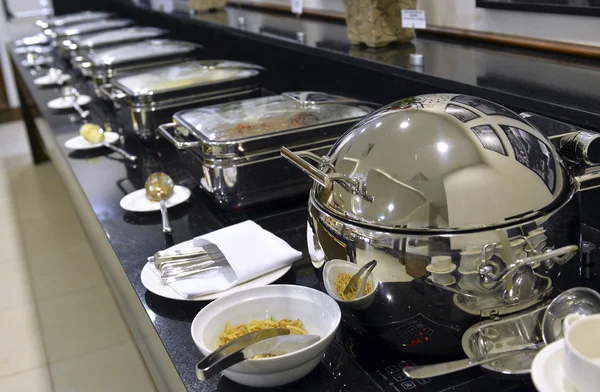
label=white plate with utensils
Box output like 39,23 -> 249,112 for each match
140,239 -> 291,301
119,186 -> 192,212
47,95 -> 91,110
34,72 -> 71,86
64,132 -> 120,150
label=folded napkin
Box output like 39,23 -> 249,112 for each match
150,220 -> 302,299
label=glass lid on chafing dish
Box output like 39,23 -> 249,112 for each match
71,27 -> 168,50
84,39 -> 201,69
53,19 -> 134,38
111,60 -> 263,104
36,11 -> 112,29
172,92 -> 375,158
311,93 -> 572,232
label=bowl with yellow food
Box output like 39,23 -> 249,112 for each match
190,284 -> 341,387
323,259 -> 378,310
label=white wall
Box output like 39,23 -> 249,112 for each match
419,0 -> 600,47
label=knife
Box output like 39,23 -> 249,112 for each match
196,329 -> 320,381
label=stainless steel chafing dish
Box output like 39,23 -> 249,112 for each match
36,11 -> 112,30
159,92 -> 377,209
65,27 -> 168,59
74,39 -> 202,94
101,60 -> 264,141
282,93 -> 600,356
52,19 -> 134,42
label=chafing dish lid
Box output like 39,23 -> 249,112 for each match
85,39 -> 200,69
73,27 -> 168,50
53,19 -> 133,38
173,92 -> 373,157
112,60 -> 262,103
312,94 -> 572,232
36,11 -> 111,29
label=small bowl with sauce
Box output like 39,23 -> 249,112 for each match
323,259 -> 378,310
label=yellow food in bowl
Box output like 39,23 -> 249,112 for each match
335,272 -> 373,300
218,318 -> 307,358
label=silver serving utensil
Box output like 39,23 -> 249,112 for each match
343,259 -> 377,297
147,244 -> 228,283
61,86 -> 89,119
403,287 -> 600,379
79,123 -> 137,162
197,332 -> 320,381
145,173 -> 175,234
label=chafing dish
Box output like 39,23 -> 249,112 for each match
53,19 -> 134,42
36,11 -> 112,30
282,93 -> 600,356
159,92 -> 377,209
65,27 -> 168,58
101,60 -> 264,141
74,39 -> 202,93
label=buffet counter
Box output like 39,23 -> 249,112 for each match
8,43 -> 539,392
9,4 -> 600,392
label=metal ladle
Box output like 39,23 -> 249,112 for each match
403,287 -> 600,379
145,172 -> 175,234
61,86 -> 89,119
79,123 -> 137,162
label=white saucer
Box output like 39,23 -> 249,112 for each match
531,340 -> 577,392
64,132 -> 120,150
34,73 -> 71,86
140,239 -> 292,301
120,186 -> 191,212
48,95 -> 92,110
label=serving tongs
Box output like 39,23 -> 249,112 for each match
343,259 -> 377,298
196,328 -> 320,381
148,244 -> 226,284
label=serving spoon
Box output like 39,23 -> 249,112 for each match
79,123 -> 137,162
403,287 -> 600,379
145,172 -> 175,234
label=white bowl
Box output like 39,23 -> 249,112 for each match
323,259 -> 378,310
191,284 -> 341,388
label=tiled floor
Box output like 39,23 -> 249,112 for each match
0,120 -> 157,392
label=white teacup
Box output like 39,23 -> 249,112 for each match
564,314 -> 600,392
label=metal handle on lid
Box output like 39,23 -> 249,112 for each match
158,122 -> 202,149
98,83 -> 126,103
479,245 -> 579,287
282,91 -> 379,108
280,146 -> 373,201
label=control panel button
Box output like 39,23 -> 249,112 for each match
417,378 -> 431,384
385,365 -> 399,374
393,374 -> 407,382
407,326 -> 418,335
424,327 -> 434,336
400,381 -> 416,390
398,360 -> 416,367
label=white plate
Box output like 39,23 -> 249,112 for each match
34,73 -> 71,86
120,186 -> 191,212
531,340 -> 577,392
140,239 -> 292,301
47,95 -> 92,110
64,132 -> 120,150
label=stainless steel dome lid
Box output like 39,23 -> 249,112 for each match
308,94 -> 572,232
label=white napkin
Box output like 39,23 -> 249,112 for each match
150,220 -> 302,299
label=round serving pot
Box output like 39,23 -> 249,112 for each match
282,93 -> 586,356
